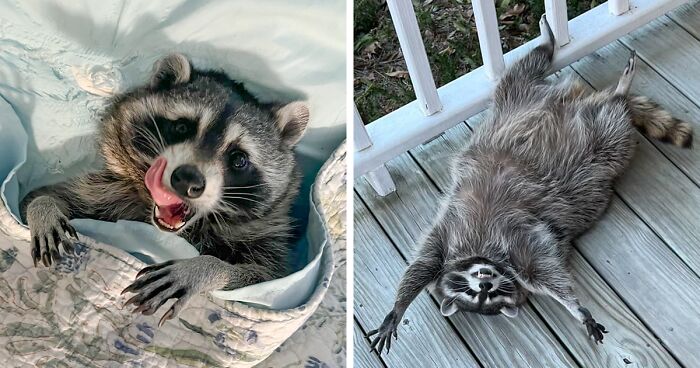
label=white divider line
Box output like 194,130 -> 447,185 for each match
386,0 -> 442,116
354,104 -> 372,151
472,0 -> 505,80
545,0 -> 571,46
610,0 -> 631,15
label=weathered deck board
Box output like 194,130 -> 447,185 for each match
529,253 -> 682,368
576,198 -> 700,368
621,16 -> 700,107
568,41 -> 700,276
354,323 -> 385,368
356,157 -> 578,367
409,112 -> 680,368
668,1 -> 700,39
353,195 -> 481,368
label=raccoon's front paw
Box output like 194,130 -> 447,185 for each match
122,256 -> 215,327
580,307 -> 608,344
366,310 -> 401,355
26,197 -> 78,267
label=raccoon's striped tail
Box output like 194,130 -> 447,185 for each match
627,95 -> 693,148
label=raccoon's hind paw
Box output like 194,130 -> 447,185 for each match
615,50 -> 637,96
539,14 -> 555,53
583,317 -> 608,344
26,198 -> 78,267
367,310 -> 400,355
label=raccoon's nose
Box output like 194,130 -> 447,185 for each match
171,165 -> 206,199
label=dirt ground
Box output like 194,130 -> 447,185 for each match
354,0 -> 597,122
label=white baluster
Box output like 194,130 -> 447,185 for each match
545,0 -> 570,46
609,0 -> 630,15
386,0 -> 442,116
354,104 -> 397,195
472,0 -> 505,80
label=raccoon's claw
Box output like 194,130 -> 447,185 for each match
27,199 -> 78,267
367,310 -> 400,355
584,318 -> 608,344
122,258 -> 203,327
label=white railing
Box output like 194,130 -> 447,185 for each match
354,0 -> 689,196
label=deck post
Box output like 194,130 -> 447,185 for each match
472,0 -> 505,80
545,0 -> 570,46
386,0 -> 442,116
609,0 -> 630,15
354,104 -> 372,151
354,104 -> 397,195
365,166 -> 397,196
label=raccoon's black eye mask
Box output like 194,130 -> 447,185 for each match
220,145 -> 264,212
154,117 -> 198,146
134,116 -> 199,155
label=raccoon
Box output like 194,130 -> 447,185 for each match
20,53 -> 310,326
368,15 -> 693,354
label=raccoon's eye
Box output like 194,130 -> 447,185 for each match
175,121 -> 188,134
230,150 -> 248,169
172,119 -> 194,136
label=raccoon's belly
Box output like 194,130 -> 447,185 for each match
536,176 -> 616,240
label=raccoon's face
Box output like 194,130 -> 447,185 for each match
436,257 -> 528,318
100,54 -> 309,233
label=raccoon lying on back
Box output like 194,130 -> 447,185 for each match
20,54 -> 309,326
369,15 -> 693,353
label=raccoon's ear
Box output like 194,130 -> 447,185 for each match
150,53 -> 191,89
440,299 -> 458,317
274,101 -> 310,147
500,306 -> 519,318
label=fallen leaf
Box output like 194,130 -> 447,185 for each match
512,4 -> 526,15
363,41 -> 381,56
386,70 -> 409,78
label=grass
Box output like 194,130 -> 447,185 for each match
354,0 -> 597,123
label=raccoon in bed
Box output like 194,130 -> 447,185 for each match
368,15 -> 693,353
20,53 -> 309,326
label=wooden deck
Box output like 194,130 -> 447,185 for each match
353,3 -> 700,367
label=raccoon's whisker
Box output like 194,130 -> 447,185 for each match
220,183 -> 270,190
210,211 -> 225,229
222,190 -> 266,196
452,285 -> 472,292
135,141 -> 160,157
132,123 -> 164,152
452,281 -> 470,286
222,196 -> 266,206
133,125 -> 163,156
146,110 -> 166,150
215,201 -> 242,214
221,192 -> 266,199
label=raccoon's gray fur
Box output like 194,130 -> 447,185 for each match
20,53 -> 310,326
368,15 -> 693,354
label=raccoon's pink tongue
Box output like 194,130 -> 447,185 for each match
145,157 -> 182,207
145,157 -> 186,228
